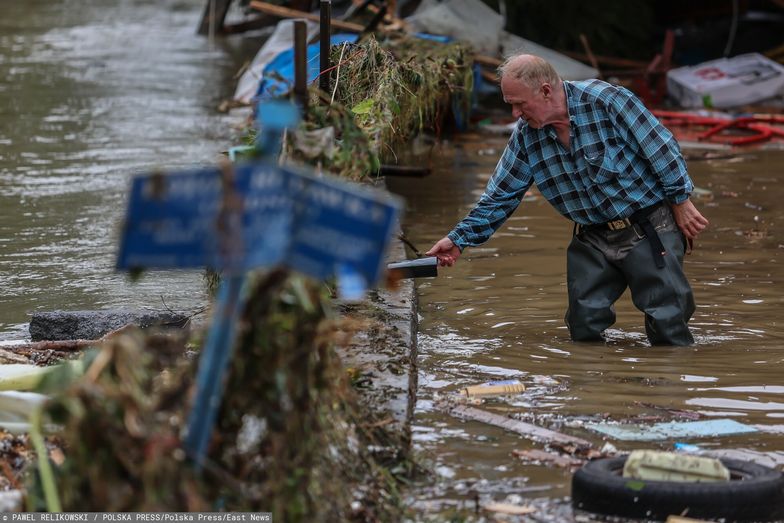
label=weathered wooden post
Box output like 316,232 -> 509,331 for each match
319,0 -> 332,97
293,20 -> 309,112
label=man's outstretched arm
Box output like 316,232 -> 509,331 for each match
426,124 -> 533,267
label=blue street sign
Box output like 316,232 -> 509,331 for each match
117,162 -> 401,286
117,162 -> 292,274
283,164 -> 401,289
117,162 -> 402,285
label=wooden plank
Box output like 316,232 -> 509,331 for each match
559,50 -> 648,69
249,1 -> 365,32
448,404 -> 592,448
579,33 -> 601,78
484,502 -> 536,515
0,348 -> 31,364
0,324 -> 133,354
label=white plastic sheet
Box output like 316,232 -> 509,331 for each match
499,32 -> 599,81
234,19 -> 318,104
406,0 -> 598,80
406,0 -> 505,55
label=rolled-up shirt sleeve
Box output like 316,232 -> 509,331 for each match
447,126 -> 533,250
607,87 -> 693,204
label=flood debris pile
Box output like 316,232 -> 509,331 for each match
329,35 -> 472,158
24,272 -> 412,519
27,330 -> 201,511
287,99 -> 378,181
283,35 -> 473,180
213,270 -> 411,520
0,431 -> 35,491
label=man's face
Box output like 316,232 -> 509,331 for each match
501,76 -> 549,128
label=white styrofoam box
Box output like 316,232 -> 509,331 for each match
666,53 -> 784,109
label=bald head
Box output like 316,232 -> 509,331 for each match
498,54 -> 561,90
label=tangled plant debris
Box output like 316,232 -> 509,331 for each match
280,35 -> 473,180
27,330 -> 200,511
24,273 -> 415,519
328,35 -> 473,161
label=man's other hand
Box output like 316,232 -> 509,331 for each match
426,237 -> 462,267
671,199 -> 709,240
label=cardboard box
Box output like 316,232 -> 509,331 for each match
666,53 -> 784,109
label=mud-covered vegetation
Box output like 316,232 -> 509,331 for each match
284,35 -> 473,180
26,274 -> 414,520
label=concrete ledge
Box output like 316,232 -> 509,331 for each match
336,234 -> 419,447
29,309 -> 190,341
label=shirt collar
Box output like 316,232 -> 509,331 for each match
563,81 -> 576,124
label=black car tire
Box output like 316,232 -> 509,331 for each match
572,456 -> 784,522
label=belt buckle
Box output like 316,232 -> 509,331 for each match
608,218 -> 631,231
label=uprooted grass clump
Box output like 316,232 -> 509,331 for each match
326,35 -> 473,161
212,269 -> 414,520
27,330 -> 201,511
258,34 -> 473,181
27,271 -> 415,520
287,100 -> 380,182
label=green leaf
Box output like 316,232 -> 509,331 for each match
625,480 -> 645,491
389,98 -> 401,115
351,99 -> 375,115
291,276 -> 315,313
370,154 -> 381,174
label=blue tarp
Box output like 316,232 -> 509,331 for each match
256,33 -> 359,101
587,419 -> 759,442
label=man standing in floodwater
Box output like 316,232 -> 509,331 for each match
426,54 -> 709,346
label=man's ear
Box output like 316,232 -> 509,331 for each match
541,83 -> 552,98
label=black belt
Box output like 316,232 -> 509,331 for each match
579,202 -> 668,269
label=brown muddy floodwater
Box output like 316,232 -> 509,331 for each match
0,0 -> 254,341
388,131 -> 784,520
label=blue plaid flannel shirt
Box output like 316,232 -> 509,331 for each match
448,80 -> 693,250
